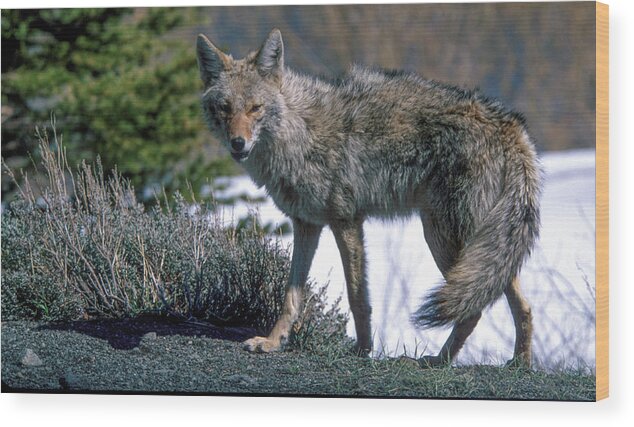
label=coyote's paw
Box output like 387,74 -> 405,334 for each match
418,355 -> 449,369
243,336 -> 282,353
354,346 -> 371,358
505,355 -> 532,369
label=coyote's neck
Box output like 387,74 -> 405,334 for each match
245,69 -> 333,188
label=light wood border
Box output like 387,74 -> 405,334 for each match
595,1 -> 609,401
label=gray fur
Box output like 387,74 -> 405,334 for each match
196,35 -> 231,87
255,28 -> 284,81
197,29 -> 542,364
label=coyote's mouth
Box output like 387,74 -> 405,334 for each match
231,150 -> 250,162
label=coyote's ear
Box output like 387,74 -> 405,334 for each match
255,29 -> 284,83
196,34 -> 232,87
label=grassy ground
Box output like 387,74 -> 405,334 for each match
1,318 -> 595,401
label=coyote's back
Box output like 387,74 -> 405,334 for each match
196,29 -> 542,366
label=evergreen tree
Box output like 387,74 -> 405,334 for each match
1,8 -> 234,201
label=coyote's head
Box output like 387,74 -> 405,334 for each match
196,29 -> 284,163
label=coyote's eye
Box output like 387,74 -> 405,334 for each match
219,103 -> 231,114
249,104 -> 262,114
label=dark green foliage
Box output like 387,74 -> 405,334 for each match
1,8 -> 235,202
1,130 -> 347,350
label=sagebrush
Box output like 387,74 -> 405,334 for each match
1,128 -> 349,352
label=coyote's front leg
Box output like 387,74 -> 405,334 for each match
243,218 -> 322,353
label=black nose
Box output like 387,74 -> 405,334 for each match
230,137 -> 245,152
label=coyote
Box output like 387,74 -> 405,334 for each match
196,29 -> 541,367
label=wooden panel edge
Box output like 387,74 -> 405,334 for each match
595,0 -> 609,402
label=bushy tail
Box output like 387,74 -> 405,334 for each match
414,132 -> 542,327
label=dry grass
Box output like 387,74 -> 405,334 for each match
1,126 -> 349,351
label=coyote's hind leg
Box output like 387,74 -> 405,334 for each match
332,218 -> 372,355
419,313 -> 482,367
418,212 -> 481,367
504,277 -> 532,368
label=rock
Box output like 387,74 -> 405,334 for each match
142,332 -> 157,340
21,349 -> 43,367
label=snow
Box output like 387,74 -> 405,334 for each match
215,148 -> 596,370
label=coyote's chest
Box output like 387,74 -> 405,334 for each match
266,176 -> 332,224
246,162 -> 332,224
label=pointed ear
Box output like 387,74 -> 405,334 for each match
196,34 -> 232,87
255,29 -> 284,83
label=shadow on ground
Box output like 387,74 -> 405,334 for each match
37,315 -> 257,350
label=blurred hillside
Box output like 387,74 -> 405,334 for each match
189,2 -> 596,152
2,3 -> 596,201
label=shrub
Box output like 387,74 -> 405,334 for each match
1,127 -> 349,351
